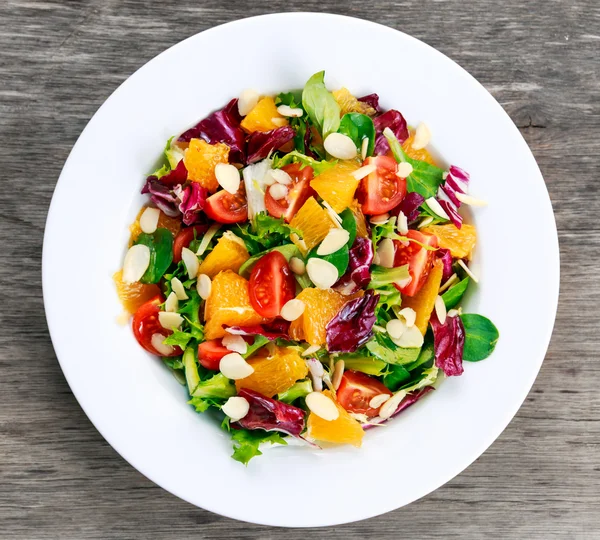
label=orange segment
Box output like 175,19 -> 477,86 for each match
197,234 -> 250,279
401,259 -> 444,335
310,161 -> 361,213
235,346 -> 308,397
422,223 -> 477,259
113,270 -> 161,313
402,132 -> 437,166
333,88 -> 377,117
349,200 -> 368,238
240,97 -> 288,133
129,207 -> 182,245
307,390 -> 364,447
204,270 -> 268,339
289,197 -> 336,255
184,138 -> 230,193
289,288 -> 363,346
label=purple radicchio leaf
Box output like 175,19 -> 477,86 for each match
234,388 -> 305,437
430,311 -> 465,376
326,290 -> 379,353
178,98 -> 246,163
173,182 -> 207,226
363,387 -> 435,430
358,93 -> 381,113
226,319 -> 291,341
158,159 -> 188,187
373,110 -> 409,155
397,192 -> 425,223
436,165 -> 471,229
334,237 -> 374,295
436,248 -> 454,284
246,126 -> 296,164
141,177 -> 180,217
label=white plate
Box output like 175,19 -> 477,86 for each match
43,13 -> 559,527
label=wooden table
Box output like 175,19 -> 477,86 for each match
1,1 -> 598,538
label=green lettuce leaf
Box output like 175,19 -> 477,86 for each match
230,429 -> 288,465
272,150 -> 336,176
369,265 -> 410,289
236,213 -> 300,255
278,379 -> 313,403
302,71 -> 341,139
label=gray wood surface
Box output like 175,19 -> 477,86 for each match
1,1 -> 599,538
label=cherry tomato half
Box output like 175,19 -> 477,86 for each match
265,163 -> 314,223
132,296 -> 182,357
336,370 -> 393,418
248,251 -> 295,318
198,339 -> 231,370
204,185 -> 248,224
172,224 -> 208,263
393,229 -> 439,297
357,155 -> 407,215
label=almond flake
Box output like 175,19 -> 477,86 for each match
397,210 -> 409,235
418,216 -> 434,228
276,104 -> 303,117
270,168 -> 293,185
306,392 -> 339,421
158,311 -> 183,331
196,273 -> 212,300
219,353 -> 254,380
379,391 -> 407,419
386,318 -> 407,340
317,228 -> 350,256
170,277 -> 188,301
196,224 -> 221,256
332,360 -> 345,390
301,344 -> 321,357
324,133 -> 357,160
289,257 -> 306,275
306,258 -> 338,289
322,201 -> 343,228
269,183 -> 288,201
139,207 -> 160,234
305,358 -> 324,392
396,326 -> 424,348
369,393 -> 391,409
280,299 -> 305,321
439,273 -> 458,293
151,333 -> 175,356
398,307 -> 417,328
434,295 -> 447,324
222,396 -> 250,421
376,238 -> 395,268
215,163 -> 240,194
238,89 -> 259,116
361,138 -> 369,160
181,247 -> 199,279
456,192 -> 488,207
370,213 -> 390,225
164,292 -> 179,313
412,122 -> 431,150
351,163 -> 377,180
396,162 -> 413,178
271,117 -> 288,127
122,244 -> 151,283
222,334 -> 248,354
457,259 -> 479,283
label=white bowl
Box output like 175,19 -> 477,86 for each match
43,13 -> 559,527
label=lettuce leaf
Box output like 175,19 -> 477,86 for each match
230,429 -> 288,466
302,71 -> 341,139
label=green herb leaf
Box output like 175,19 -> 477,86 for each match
278,379 -> 313,403
238,244 -> 300,278
302,71 -> 341,139
242,335 -> 270,359
338,353 -> 387,376
461,314 -> 499,361
383,364 -> 411,391
134,228 -> 174,284
404,340 -> 435,371
338,113 -> 375,157
236,213 -> 300,255
307,244 -> 349,277
340,208 -> 358,247
191,372 -> 236,399
230,429 -> 288,465
272,150 -> 336,176
442,277 -> 470,309
366,333 -> 421,365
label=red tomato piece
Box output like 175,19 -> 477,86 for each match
357,155 -> 406,215
265,163 -> 315,223
132,296 -> 182,357
198,339 -> 231,370
248,251 -> 295,318
336,370 -> 393,418
173,224 -> 208,263
393,229 -> 439,297
204,185 -> 248,224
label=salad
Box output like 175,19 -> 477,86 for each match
114,71 -> 499,464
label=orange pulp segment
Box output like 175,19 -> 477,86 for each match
310,161 -> 361,213
402,132 -> 437,166
349,200 -> 369,238
332,88 -> 377,117
307,390 -> 364,447
197,234 -> 250,279
184,138 -> 230,193
240,97 -> 288,133
401,259 -> 444,335
289,197 -> 336,255
422,223 -> 477,260
129,207 -> 182,245
113,270 -> 161,314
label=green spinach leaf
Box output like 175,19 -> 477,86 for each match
461,314 -> 499,361
134,228 -> 174,284
338,113 -> 375,157
442,277 -> 470,309
340,208 -> 358,247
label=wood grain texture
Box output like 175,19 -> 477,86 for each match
1,0 -> 599,538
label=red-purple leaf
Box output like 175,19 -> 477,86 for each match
363,387 -> 435,430
334,237 -> 374,294
436,248 -> 454,283
173,182 -> 207,225
246,126 -> 296,164
397,192 -> 425,222
158,159 -> 188,187
141,177 -> 180,217
430,312 -> 465,376
234,388 -> 305,437
326,290 -> 378,353
373,110 -> 409,155
226,319 -> 291,341
358,93 -> 381,113
178,98 -> 246,163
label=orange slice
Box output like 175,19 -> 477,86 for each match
310,161 -> 361,213
421,223 -> 477,259
113,270 -> 161,314
289,197 -> 336,255
129,207 -> 182,245
240,97 -> 288,133
184,138 -> 230,193
401,259 -> 444,335
197,234 -> 250,279
349,200 -> 369,238
402,132 -> 437,166
332,88 -> 377,117
307,390 -> 364,447
235,346 -> 308,397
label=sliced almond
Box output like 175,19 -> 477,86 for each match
158,311 -> 183,331
306,258 -> 338,289
164,291 -> 179,313
317,228 -> 350,256
222,396 -> 250,421
448,308 -> 461,318
370,213 -> 390,225
305,358 -> 324,392
434,295 -> 447,324
398,307 -> 417,328
376,238 -> 395,268
361,138 -> 369,160
418,216 -> 434,228
439,273 -> 458,293
425,197 -> 451,221
280,299 -> 305,321
271,117 -> 288,127
456,192 -> 488,207
332,360 -> 345,390
396,162 -> 414,178
196,273 -> 212,300
323,133 -> 357,160
170,277 -> 188,301
196,224 -> 221,256
122,244 -> 151,283
458,259 -> 479,283
322,201 -> 343,228
219,353 -> 254,380
412,122 -> 431,150
289,257 -> 306,275
215,163 -> 241,194
301,344 -> 321,357
270,168 -> 293,185
369,393 -> 391,409
386,318 -> 407,340
396,326 -> 424,348
269,183 -> 288,201
394,275 -> 412,289
276,104 -> 303,117
139,207 -> 160,234
306,392 -> 339,421
150,333 -> 175,356
221,230 -> 246,247
238,89 -> 259,116
181,247 -> 199,279
222,334 -> 248,354
351,163 -> 377,180
372,251 -> 381,265
397,210 -> 409,235
379,391 -> 407,420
